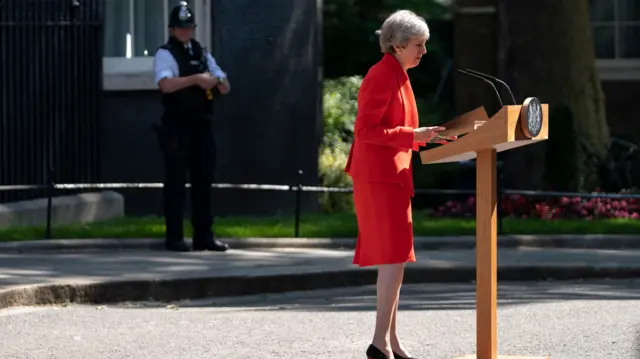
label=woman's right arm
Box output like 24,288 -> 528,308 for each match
353,68 -> 415,149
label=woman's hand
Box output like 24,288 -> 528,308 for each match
432,133 -> 458,145
413,126 -> 445,143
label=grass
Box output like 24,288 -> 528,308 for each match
1,212 -> 639,242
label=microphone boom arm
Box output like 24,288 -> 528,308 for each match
458,69 -> 504,108
463,68 -> 517,105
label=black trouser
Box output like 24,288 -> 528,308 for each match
158,117 -> 216,244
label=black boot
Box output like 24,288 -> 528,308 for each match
165,240 -> 190,252
192,239 -> 229,252
193,239 -> 229,252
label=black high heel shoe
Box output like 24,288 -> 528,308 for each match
393,351 -> 416,359
366,344 -> 389,359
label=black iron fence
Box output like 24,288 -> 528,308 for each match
1,174 -> 640,240
0,0 -> 103,204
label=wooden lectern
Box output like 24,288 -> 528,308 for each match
420,98 -> 550,359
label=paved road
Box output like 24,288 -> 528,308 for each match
2,280 -> 640,359
2,247 -> 640,289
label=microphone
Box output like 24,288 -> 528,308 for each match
457,69 -> 504,108
462,69 -> 517,105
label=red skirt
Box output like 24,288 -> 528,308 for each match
352,180 -> 416,267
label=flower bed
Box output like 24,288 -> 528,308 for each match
427,194 -> 640,220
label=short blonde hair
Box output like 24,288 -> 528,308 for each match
376,10 -> 430,53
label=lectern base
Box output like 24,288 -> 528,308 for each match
453,356 -> 550,359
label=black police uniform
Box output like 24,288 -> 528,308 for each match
155,2 -> 228,252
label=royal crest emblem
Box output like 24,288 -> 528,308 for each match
520,97 -> 543,138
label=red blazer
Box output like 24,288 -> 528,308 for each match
344,53 -> 423,197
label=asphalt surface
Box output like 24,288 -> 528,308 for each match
2,280 -> 640,359
3,234 -> 640,254
3,247 -> 640,289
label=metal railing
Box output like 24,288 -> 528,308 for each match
1,169 -> 639,240
0,0 -> 103,204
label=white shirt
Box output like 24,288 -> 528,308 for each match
153,42 -> 227,86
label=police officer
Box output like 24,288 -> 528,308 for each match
153,1 -> 230,252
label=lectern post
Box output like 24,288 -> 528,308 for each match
475,148 -> 498,359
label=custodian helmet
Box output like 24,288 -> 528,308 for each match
168,1 -> 196,28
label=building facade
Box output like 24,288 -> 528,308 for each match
1,0 -> 323,216
0,0 -> 322,215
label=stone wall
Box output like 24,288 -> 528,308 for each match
0,191 -> 124,228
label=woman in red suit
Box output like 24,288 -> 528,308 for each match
344,9 -> 454,359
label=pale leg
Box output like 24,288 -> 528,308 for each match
390,276 -> 411,358
371,263 -> 405,358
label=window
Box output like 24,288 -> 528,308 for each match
103,0 -> 212,91
590,0 -> 640,80
590,0 -> 640,59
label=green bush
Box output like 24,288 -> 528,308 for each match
318,76 -> 362,213
322,76 -> 361,147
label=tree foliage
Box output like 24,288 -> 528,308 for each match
323,0 -> 453,100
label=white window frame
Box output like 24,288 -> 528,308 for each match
596,59 -> 640,81
591,0 -> 640,80
103,0 -> 212,91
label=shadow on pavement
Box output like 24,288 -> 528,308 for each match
114,279 -> 640,312
3,247 -> 640,289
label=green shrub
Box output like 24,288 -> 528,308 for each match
318,141 -> 354,213
322,76 -> 361,147
318,76 -> 362,213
